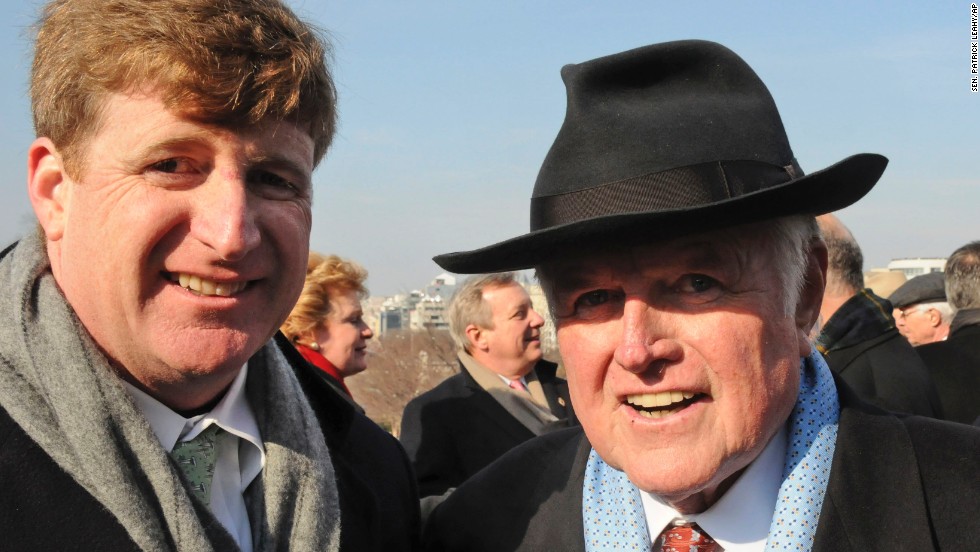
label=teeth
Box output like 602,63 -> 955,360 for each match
172,273 -> 246,297
213,283 -> 234,297
638,409 -> 672,419
626,391 -> 698,413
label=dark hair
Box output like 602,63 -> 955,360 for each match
944,241 -> 980,310
824,236 -> 864,294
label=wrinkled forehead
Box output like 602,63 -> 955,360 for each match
538,224 -> 770,292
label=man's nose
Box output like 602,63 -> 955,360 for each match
529,308 -> 545,328
192,174 -> 260,262
613,298 -> 681,374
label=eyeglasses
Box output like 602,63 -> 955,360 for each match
895,306 -> 922,320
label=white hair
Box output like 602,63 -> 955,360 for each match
536,214 -> 821,319
765,215 -> 821,316
914,301 -> 954,325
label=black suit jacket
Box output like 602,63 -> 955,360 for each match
823,327 -> 943,417
400,358 -> 576,498
917,322 -> 980,425
0,333 -> 421,552
423,378 -> 980,551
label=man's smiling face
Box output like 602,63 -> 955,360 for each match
31,90 -> 314,409
543,221 -> 821,512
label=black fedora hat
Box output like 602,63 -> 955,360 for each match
434,40 -> 887,273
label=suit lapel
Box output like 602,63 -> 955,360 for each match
460,367 -> 539,442
813,388 -> 934,551
515,430 -> 591,551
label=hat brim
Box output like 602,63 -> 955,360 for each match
433,153 -> 887,273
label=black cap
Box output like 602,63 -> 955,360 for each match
888,272 -> 946,309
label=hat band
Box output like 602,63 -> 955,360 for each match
530,160 -> 797,230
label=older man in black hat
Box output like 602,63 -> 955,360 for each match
422,40 -> 979,551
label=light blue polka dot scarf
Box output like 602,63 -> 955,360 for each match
583,349 -> 839,551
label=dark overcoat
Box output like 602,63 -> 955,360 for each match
917,322 -> 980,425
422,378 -> 980,551
823,327 -> 943,417
400,358 -> 576,498
0,332 -> 421,551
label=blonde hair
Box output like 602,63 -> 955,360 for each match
32,0 -> 336,176
281,253 -> 368,342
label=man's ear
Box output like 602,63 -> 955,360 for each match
465,324 -> 487,352
926,308 -> 942,328
28,137 -> 70,242
795,238 -> 828,356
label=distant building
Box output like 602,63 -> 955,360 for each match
372,274 -> 457,335
410,295 -> 448,330
379,304 -> 403,333
887,258 -> 946,278
426,273 -> 457,301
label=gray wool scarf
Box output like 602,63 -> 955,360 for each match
0,230 -> 340,551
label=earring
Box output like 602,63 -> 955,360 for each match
309,342 -> 320,351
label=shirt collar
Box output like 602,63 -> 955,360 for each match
642,422 -> 788,552
122,363 -> 264,470
497,374 -> 528,387
815,288 -> 895,353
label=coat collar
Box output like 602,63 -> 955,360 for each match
812,378 -> 934,551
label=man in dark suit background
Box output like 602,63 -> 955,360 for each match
813,213 -> 942,417
400,272 -> 576,499
423,40 -> 979,551
918,241 -> 980,425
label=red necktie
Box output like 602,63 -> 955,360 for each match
508,379 -> 527,392
657,523 -> 719,552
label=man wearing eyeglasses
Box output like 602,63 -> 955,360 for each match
890,272 -> 952,347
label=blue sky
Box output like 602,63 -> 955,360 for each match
0,1 -> 976,295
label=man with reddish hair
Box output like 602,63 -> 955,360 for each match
0,0 -> 418,550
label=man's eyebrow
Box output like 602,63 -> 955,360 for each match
248,153 -> 310,173
127,134 -> 211,162
247,152 -> 313,181
547,268 -> 605,294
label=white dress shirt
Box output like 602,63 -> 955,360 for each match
641,423 -> 788,552
497,374 -> 529,388
124,364 -> 265,552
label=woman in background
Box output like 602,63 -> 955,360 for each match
281,252 -> 374,399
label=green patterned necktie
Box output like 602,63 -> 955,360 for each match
170,423 -> 223,507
